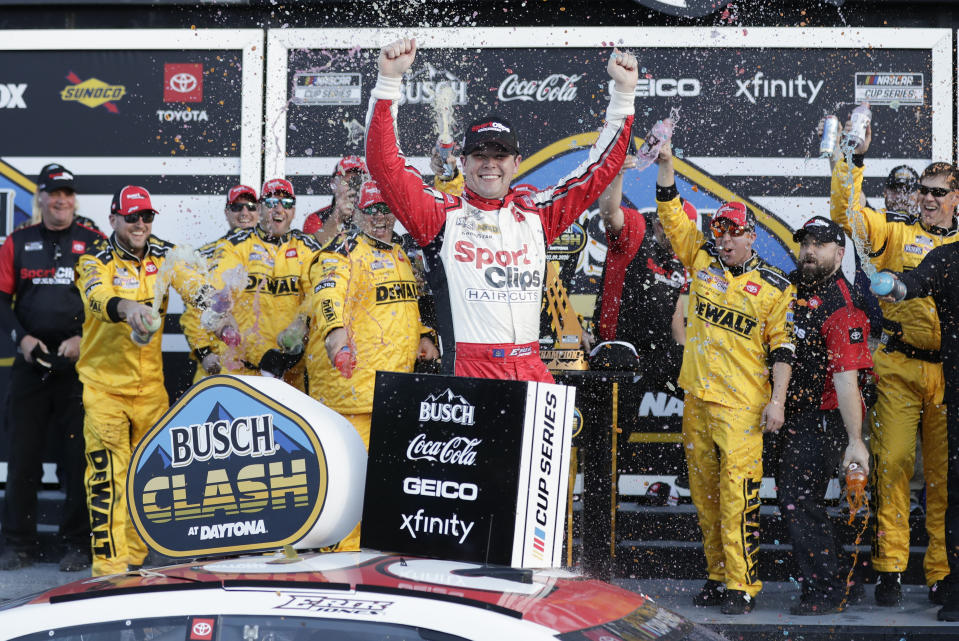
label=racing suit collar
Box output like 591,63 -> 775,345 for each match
109,232 -> 152,262
921,215 -> 959,237
463,186 -> 511,211
360,231 -> 400,250
722,250 -> 760,277
254,224 -> 292,245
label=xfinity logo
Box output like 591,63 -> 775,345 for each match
419,388 -> 475,425
735,72 -> 823,104
403,477 -> 478,501
0,83 -> 26,109
400,509 -> 474,544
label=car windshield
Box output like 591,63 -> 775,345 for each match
12,615 -> 471,641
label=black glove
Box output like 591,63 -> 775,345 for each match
258,348 -> 303,378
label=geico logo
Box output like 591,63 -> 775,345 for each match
406,433 -> 481,466
0,83 -> 27,108
156,109 -> 209,122
403,477 -> 478,501
247,274 -> 299,295
694,297 -> 758,337
453,240 -> 532,269
484,265 -> 541,290
628,77 -> 701,98
140,459 -> 309,523
169,414 -> 278,468
375,281 -> 418,303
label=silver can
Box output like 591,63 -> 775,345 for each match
819,115 -> 839,158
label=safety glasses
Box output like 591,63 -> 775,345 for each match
228,202 -> 258,212
710,220 -> 751,238
360,204 -> 392,217
262,196 -> 296,209
917,185 -> 952,198
122,211 -> 156,224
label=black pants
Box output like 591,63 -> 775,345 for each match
776,409 -> 846,599
2,358 -> 89,550
946,403 -> 959,588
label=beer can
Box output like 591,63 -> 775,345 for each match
819,115 -> 839,158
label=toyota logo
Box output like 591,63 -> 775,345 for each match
192,621 -> 212,636
169,72 -> 198,94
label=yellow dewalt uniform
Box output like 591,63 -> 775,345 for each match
305,230 -> 431,551
658,191 -> 796,597
831,157 -> 956,584
76,234 -> 207,576
179,238 -> 221,384
210,225 -> 321,391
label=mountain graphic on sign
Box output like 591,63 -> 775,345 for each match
423,388 -> 472,407
206,402 -> 233,423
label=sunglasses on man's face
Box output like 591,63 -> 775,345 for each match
122,211 -> 156,224
262,196 -> 296,209
710,220 -> 751,238
917,184 -> 953,198
228,202 -> 258,213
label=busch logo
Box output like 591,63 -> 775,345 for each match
170,413 -> 278,467
401,63 -> 466,106
406,434 -> 481,466
498,73 -> 580,102
419,388 -> 475,425
735,71 -> 823,104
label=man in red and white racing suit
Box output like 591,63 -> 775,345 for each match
366,38 -> 637,382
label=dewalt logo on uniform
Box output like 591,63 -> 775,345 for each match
376,281 -> 418,304
693,293 -> 759,338
246,274 -> 299,296
61,73 -> 126,110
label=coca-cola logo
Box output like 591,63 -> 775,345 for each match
406,434 -> 481,466
497,73 -> 581,103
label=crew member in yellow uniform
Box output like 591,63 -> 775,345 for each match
831,118 -> 959,606
180,184 -> 259,382
306,182 -> 437,551
210,178 -> 322,389
77,185 -> 208,576
656,145 -> 795,615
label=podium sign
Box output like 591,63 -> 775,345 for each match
363,372 -> 575,568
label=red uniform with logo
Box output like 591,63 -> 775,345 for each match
365,75 -> 634,382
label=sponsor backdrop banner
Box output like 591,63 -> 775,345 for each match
364,372 -> 574,568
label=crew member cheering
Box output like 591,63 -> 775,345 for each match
656,143 -> 795,615
365,37 -> 637,382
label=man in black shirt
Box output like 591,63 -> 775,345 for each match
592,155 -> 689,386
0,164 -> 104,571
880,243 -> 959,620
779,216 -> 873,614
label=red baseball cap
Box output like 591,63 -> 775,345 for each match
335,156 -> 366,176
111,185 -> 158,217
227,184 -> 257,204
262,178 -> 294,197
712,201 -> 755,228
358,181 -> 387,210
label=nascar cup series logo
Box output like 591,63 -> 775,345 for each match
128,376 -> 328,556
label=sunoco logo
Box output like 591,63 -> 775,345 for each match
401,62 -> 466,106
61,72 -> 126,112
419,388 -> 475,425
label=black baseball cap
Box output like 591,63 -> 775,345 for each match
793,215 -> 844,245
462,115 -> 519,156
886,165 -> 919,190
36,163 -> 76,193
